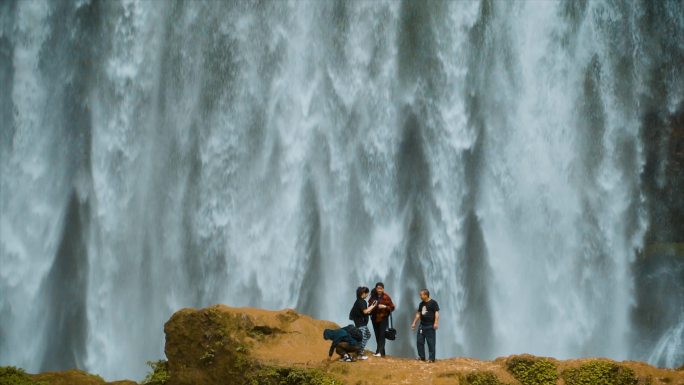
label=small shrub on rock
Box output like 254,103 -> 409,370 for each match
506,356 -> 558,385
459,371 -> 505,385
250,367 -> 338,385
142,360 -> 170,385
562,361 -> 638,385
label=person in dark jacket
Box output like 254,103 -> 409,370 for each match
368,282 -> 395,357
349,286 -> 377,360
323,328 -> 361,362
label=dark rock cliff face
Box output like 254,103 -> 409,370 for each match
633,105 -> 684,366
666,107 -> 684,238
641,105 -> 684,245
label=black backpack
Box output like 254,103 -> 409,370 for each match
342,324 -> 363,343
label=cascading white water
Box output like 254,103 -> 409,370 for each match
1,0 -> 682,381
650,317 -> 684,368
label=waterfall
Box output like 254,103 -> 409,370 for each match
1,0 -> 682,380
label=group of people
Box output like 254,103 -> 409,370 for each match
323,282 -> 440,363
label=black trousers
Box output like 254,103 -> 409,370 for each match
335,342 -> 360,358
417,324 -> 436,361
371,317 -> 389,356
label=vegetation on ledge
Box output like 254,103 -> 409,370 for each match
141,361 -> 169,385
0,367 -> 45,385
248,367 -> 338,385
506,355 -> 558,385
459,371 -> 506,385
561,361 -> 639,385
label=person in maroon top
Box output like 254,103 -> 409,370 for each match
368,282 -> 395,357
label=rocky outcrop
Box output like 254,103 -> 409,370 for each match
163,305 -> 339,385
5,305 -> 683,385
161,305 -> 684,385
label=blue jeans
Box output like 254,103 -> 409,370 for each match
417,324 -> 436,361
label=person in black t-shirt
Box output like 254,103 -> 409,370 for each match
349,286 -> 377,360
411,289 -> 440,362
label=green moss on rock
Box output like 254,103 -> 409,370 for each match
561,361 -> 638,385
163,306 -> 342,385
506,356 -> 558,385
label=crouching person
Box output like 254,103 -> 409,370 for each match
323,327 -> 361,362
